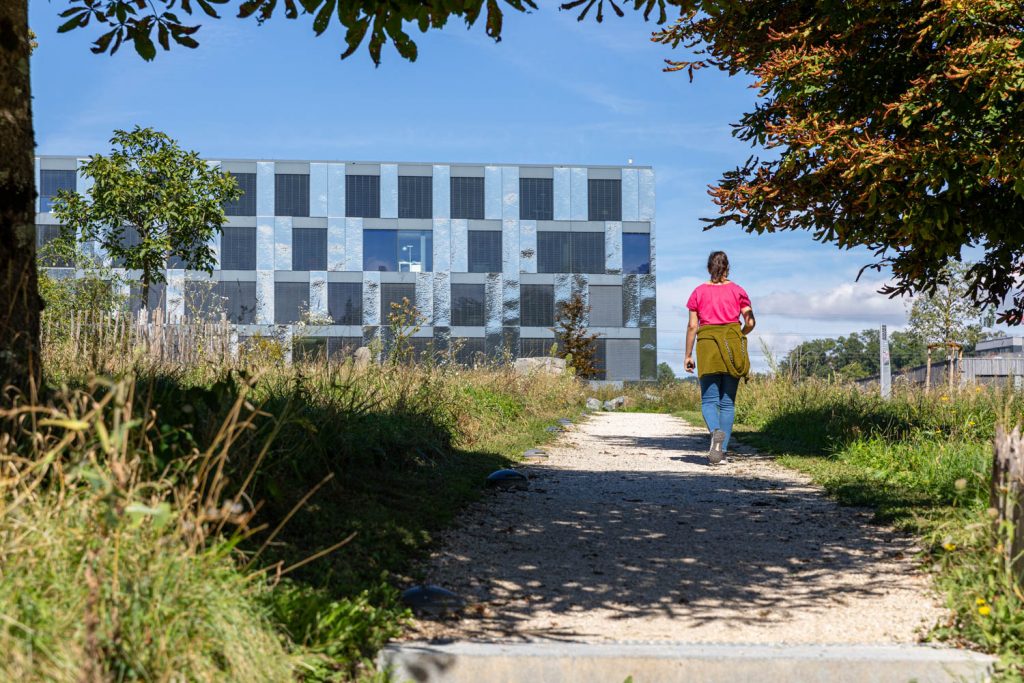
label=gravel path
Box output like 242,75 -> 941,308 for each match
407,412 -> 945,644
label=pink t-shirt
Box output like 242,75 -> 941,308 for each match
686,281 -> 751,326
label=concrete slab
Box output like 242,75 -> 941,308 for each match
378,641 -> 995,683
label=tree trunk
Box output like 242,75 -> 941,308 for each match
0,2 -> 40,399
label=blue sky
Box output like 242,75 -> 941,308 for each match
30,3 -> 914,371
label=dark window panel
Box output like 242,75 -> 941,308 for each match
398,175 -> 433,219
467,231 -> 502,273
275,281 -> 309,324
39,169 -> 77,213
215,280 -> 258,324
587,178 -> 622,221
363,229 -> 398,272
451,283 -> 486,326
346,175 -> 380,218
588,285 -> 623,327
292,228 -> 327,271
590,338 -> 608,380
623,232 -> 651,275
571,232 -> 605,274
36,225 -> 73,267
519,177 -> 554,220
537,232 -> 570,273
183,280 -> 225,320
220,226 -> 257,270
275,174 -> 310,217
453,337 -> 486,366
328,336 -> 364,359
450,177 -> 484,220
520,338 -> 559,358
128,282 -> 167,315
520,284 -> 555,327
381,283 -> 416,325
223,172 -> 257,216
294,337 -> 327,362
327,282 -> 362,325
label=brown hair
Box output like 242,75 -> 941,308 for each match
707,251 -> 730,283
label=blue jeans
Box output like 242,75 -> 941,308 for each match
699,373 -> 739,451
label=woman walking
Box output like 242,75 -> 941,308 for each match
684,251 -> 756,465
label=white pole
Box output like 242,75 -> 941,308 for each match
880,324 -> 892,399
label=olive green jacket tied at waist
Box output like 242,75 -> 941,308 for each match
696,322 -> 751,379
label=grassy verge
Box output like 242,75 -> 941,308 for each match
664,380 -> 1023,679
1,361 -> 582,681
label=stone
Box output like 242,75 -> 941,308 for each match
585,397 -> 603,411
354,346 -> 372,370
603,396 -> 627,411
523,449 -> 549,460
512,357 -> 567,376
400,585 -> 465,617
557,418 -> 573,426
486,469 -> 530,490
545,425 -> 564,433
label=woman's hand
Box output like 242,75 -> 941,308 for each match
685,356 -> 696,373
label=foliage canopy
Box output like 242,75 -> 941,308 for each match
655,1 -> 1024,324
52,127 -> 241,305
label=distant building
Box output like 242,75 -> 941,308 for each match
972,337 -> 1024,359
35,156 -> 657,381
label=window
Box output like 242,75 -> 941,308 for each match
220,226 -> 257,270
36,225 -> 72,267
398,176 -> 432,219
275,282 -> 309,323
328,337 -> 363,359
129,282 -> 167,314
453,337 -> 485,366
520,284 -> 555,327
588,285 -> 623,326
398,230 -> 432,272
224,172 -> 256,216
623,233 -> 650,274
588,179 -> 622,221
537,232 -> 570,273
275,174 -> 310,217
589,338 -> 608,380
110,227 -> 143,268
520,338 -> 558,358
450,177 -> 484,219
183,281 -> 224,320
346,175 -> 380,218
292,228 -> 327,271
363,229 -> 433,272
328,282 -> 362,325
381,283 -> 416,324
39,169 -> 76,212
519,178 -> 553,220
451,283 -> 486,326
214,280 -> 258,324
570,232 -> 605,274
468,231 -> 501,273
294,338 -> 327,362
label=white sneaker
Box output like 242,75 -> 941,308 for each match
708,429 -> 725,465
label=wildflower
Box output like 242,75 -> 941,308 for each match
978,605 -> 991,616
975,387 -> 983,393
940,395 -> 949,402
968,421 -> 975,427
976,597 -> 987,606
943,542 -> 957,551
954,478 -> 967,491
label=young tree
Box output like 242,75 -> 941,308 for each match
52,127 -> 241,308
656,361 -> 676,384
654,2 -> 1024,324
555,291 -> 600,379
908,261 -> 995,354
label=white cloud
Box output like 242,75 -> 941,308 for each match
757,280 -> 909,324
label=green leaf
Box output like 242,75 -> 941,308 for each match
133,29 -> 157,60
312,0 -> 335,36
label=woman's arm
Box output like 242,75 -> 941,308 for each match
741,306 -> 756,335
684,310 -> 699,373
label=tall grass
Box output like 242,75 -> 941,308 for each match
2,338 -> 583,680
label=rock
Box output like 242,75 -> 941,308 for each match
400,585 -> 465,616
603,396 -> 626,411
354,346 -> 372,370
557,418 -> 573,426
545,425 -> 564,433
585,397 -> 603,411
512,357 -> 567,376
486,469 -> 530,490
523,449 -> 549,460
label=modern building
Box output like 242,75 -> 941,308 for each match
34,157 -> 657,381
